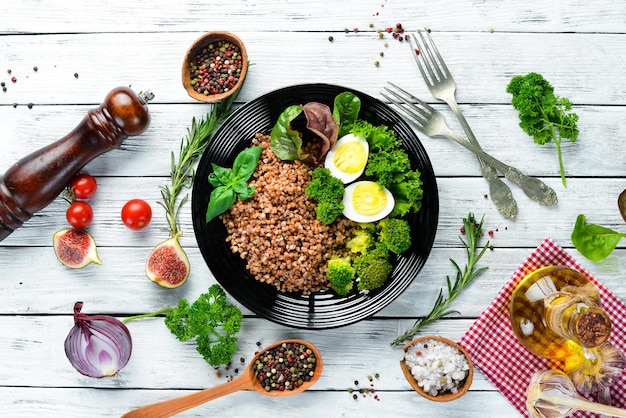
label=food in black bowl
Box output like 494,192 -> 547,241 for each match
191,83 -> 438,329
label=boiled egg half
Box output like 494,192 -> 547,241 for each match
342,181 -> 395,223
324,133 -> 369,184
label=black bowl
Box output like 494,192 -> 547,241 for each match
191,83 -> 438,329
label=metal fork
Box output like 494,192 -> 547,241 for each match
381,83 -> 558,207
408,29 -> 555,210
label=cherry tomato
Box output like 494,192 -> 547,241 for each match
66,201 -> 94,228
121,199 -> 152,230
70,173 -> 98,199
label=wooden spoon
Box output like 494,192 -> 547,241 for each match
122,339 -> 322,418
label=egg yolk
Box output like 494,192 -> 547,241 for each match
351,182 -> 388,216
333,141 -> 367,174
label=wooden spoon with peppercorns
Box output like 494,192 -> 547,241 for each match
122,339 -> 322,418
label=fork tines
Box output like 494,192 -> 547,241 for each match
381,82 -> 434,129
409,29 -> 452,86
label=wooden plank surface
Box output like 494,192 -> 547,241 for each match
1,1 -> 626,417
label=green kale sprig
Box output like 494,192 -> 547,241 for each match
391,213 -> 489,346
124,284 -> 242,366
506,72 -> 579,187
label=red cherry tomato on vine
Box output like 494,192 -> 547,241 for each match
66,201 -> 94,228
121,199 -> 152,230
70,173 -> 98,199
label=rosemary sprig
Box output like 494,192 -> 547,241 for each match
160,92 -> 240,237
391,212 -> 489,346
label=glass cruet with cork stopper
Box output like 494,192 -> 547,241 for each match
510,265 -> 624,395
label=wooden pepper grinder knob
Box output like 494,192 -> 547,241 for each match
0,86 -> 154,242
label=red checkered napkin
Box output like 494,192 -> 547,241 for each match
458,237 -> 626,417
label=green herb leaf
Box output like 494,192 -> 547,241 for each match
333,91 -> 361,135
506,72 -> 579,187
232,146 -> 263,180
270,105 -> 307,161
205,146 -> 262,223
206,186 -> 237,223
571,214 -> 626,261
209,164 -> 236,186
391,213 -> 489,346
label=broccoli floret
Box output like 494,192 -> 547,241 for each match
306,167 -> 345,224
326,256 -> 356,295
346,227 -> 375,254
378,218 -> 412,254
306,167 -> 344,201
316,200 -> 344,225
354,247 -> 393,291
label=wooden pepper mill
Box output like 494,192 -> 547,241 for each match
0,86 -> 153,242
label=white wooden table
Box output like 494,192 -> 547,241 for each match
2,1 -> 626,417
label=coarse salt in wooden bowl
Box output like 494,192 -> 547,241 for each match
181,31 -> 248,103
400,335 -> 474,402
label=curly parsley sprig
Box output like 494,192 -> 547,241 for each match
124,284 -> 242,366
160,92 -> 240,237
506,72 -> 579,187
391,213 -> 489,346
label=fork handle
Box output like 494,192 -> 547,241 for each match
445,98 -> 517,218
440,125 -> 558,206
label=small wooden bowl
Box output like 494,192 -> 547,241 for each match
181,31 -> 248,103
400,335 -> 474,402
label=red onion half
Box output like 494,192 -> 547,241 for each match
64,301 -> 132,378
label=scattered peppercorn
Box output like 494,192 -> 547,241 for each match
254,342 -> 317,392
11,77 -> 16,83
189,40 -> 243,96
12,103 -> 17,108
74,73 -> 79,78
379,51 -> 384,57
2,87 -> 7,92
1,82 -> 5,87
7,69 -> 11,74
353,394 -> 358,399
374,60 -> 380,66
27,103 -> 33,109
256,341 -> 261,347
33,66 -> 38,72
328,36 -> 334,42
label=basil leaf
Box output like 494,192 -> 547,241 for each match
237,185 -> 256,200
206,186 -> 237,223
571,214 -> 626,261
270,105 -> 306,161
209,164 -> 235,186
333,91 -> 361,129
232,146 -> 263,181
232,178 -> 250,195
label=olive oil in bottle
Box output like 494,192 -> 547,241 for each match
510,266 -> 611,359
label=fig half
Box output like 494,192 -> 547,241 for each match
53,228 -> 102,268
619,188 -> 626,223
146,232 -> 190,288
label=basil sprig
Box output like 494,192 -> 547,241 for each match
206,146 -> 263,223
